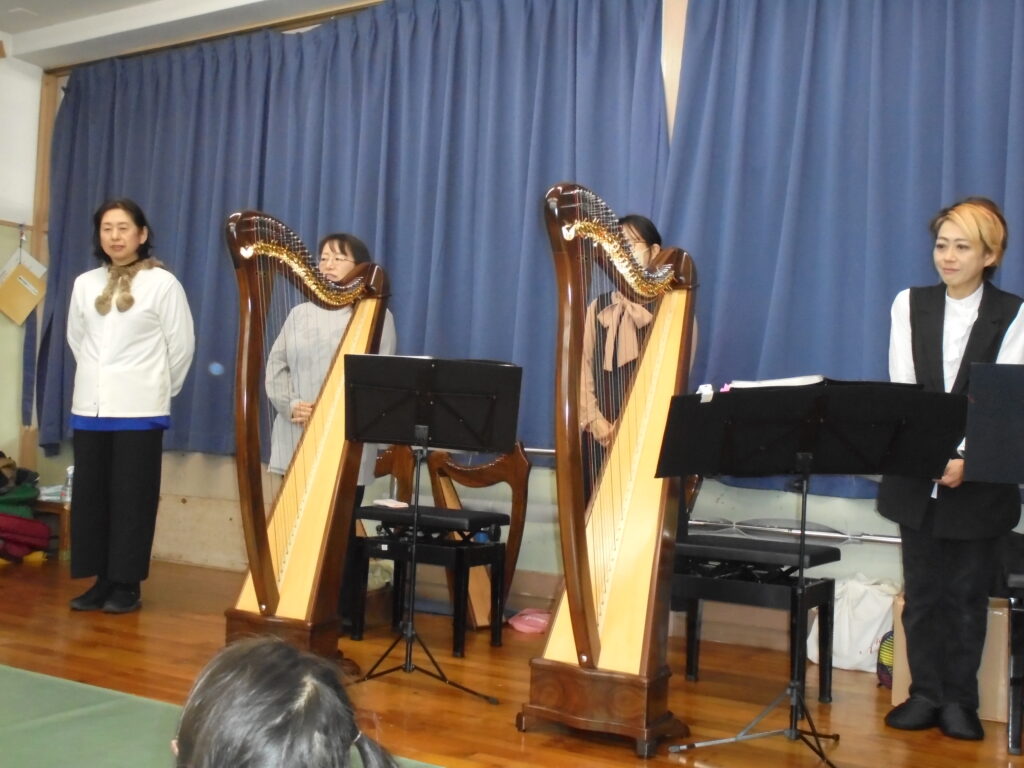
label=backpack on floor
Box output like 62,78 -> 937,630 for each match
0,482 -> 40,519
0,512 -> 51,562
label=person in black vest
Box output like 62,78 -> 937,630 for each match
579,215 -> 661,499
879,198 -> 1024,740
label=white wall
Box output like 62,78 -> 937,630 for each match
0,36 -> 43,462
0,37 -> 41,224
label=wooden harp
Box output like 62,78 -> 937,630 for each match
224,211 -> 390,657
518,184 -> 698,755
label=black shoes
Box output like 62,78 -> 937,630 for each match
69,579 -> 141,613
886,697 -> 984,741
69,578 -> 114,611
102,583 -> 142,614
938,703 -> 984,741
885,697 -> 940,730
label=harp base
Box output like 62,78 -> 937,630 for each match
517,657 -> 688,758
225,608 -> 356,673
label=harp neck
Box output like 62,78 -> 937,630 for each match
226,210 -> 389,306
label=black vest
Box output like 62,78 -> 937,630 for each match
877,282 -> 1023,538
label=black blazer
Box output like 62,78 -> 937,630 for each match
877,282 -> 1023,539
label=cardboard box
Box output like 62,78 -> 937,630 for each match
0,248 -> 47,325
892,594 -> 1008,722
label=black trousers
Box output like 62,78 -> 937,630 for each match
70,429 -> 164,584
899,518 -> 999,710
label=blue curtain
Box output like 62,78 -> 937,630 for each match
38,0 -> 668,454
660,0 -> 1024,390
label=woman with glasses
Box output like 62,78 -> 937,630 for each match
578,215 -> 662,498
264,233 -> 396,626
265,233 -> 397,479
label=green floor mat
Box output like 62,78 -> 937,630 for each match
0,665 -> 439,768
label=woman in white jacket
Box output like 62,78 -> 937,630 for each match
66,198 -> 194,614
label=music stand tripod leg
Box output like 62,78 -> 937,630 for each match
788,460 -> 839,753
354,432 -> 499,705
669,465 -> 839,766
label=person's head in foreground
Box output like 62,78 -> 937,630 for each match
174,637 -> 396,768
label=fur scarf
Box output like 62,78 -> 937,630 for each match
94,258 -> 165,315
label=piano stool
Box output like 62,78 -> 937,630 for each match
348,504 -> 510,657
673,534 -> 841,703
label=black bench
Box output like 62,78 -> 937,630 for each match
673,533 -> 841,703
349,504 -> 510,657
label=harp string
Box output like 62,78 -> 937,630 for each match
248,214 -> 347,590
575,192 -> 658,628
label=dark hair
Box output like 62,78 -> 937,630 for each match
618,214 -> 662,248
175,638 -> 397,768
92,198 -> 153,263
318,233 -> 371,265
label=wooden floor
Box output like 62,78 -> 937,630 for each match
0,557 -> 1017,768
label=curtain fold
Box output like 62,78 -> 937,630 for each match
661,0 -> 1024,392
46,0 -> 1024,481
39,0 -> 668,454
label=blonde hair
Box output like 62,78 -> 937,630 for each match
930,199 -> 1008,275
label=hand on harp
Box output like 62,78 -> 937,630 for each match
591,416 -> 617,448
291,401 -> 314,425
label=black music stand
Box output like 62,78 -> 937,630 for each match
344,355 -> 521,703
964,363 -> 1024,483
657,380 -> 966,765
962,364 -> 1024,754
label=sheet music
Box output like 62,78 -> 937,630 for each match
727,374 -> 825,389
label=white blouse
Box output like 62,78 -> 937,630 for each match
888,284 -> 1024,391
67,265 -> 195,418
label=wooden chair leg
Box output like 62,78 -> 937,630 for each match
58,503 -> 71,560
685,598 -> 702,681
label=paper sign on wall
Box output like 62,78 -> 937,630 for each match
0,248 -> 47,325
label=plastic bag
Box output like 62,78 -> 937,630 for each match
807,573 -> 899,672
